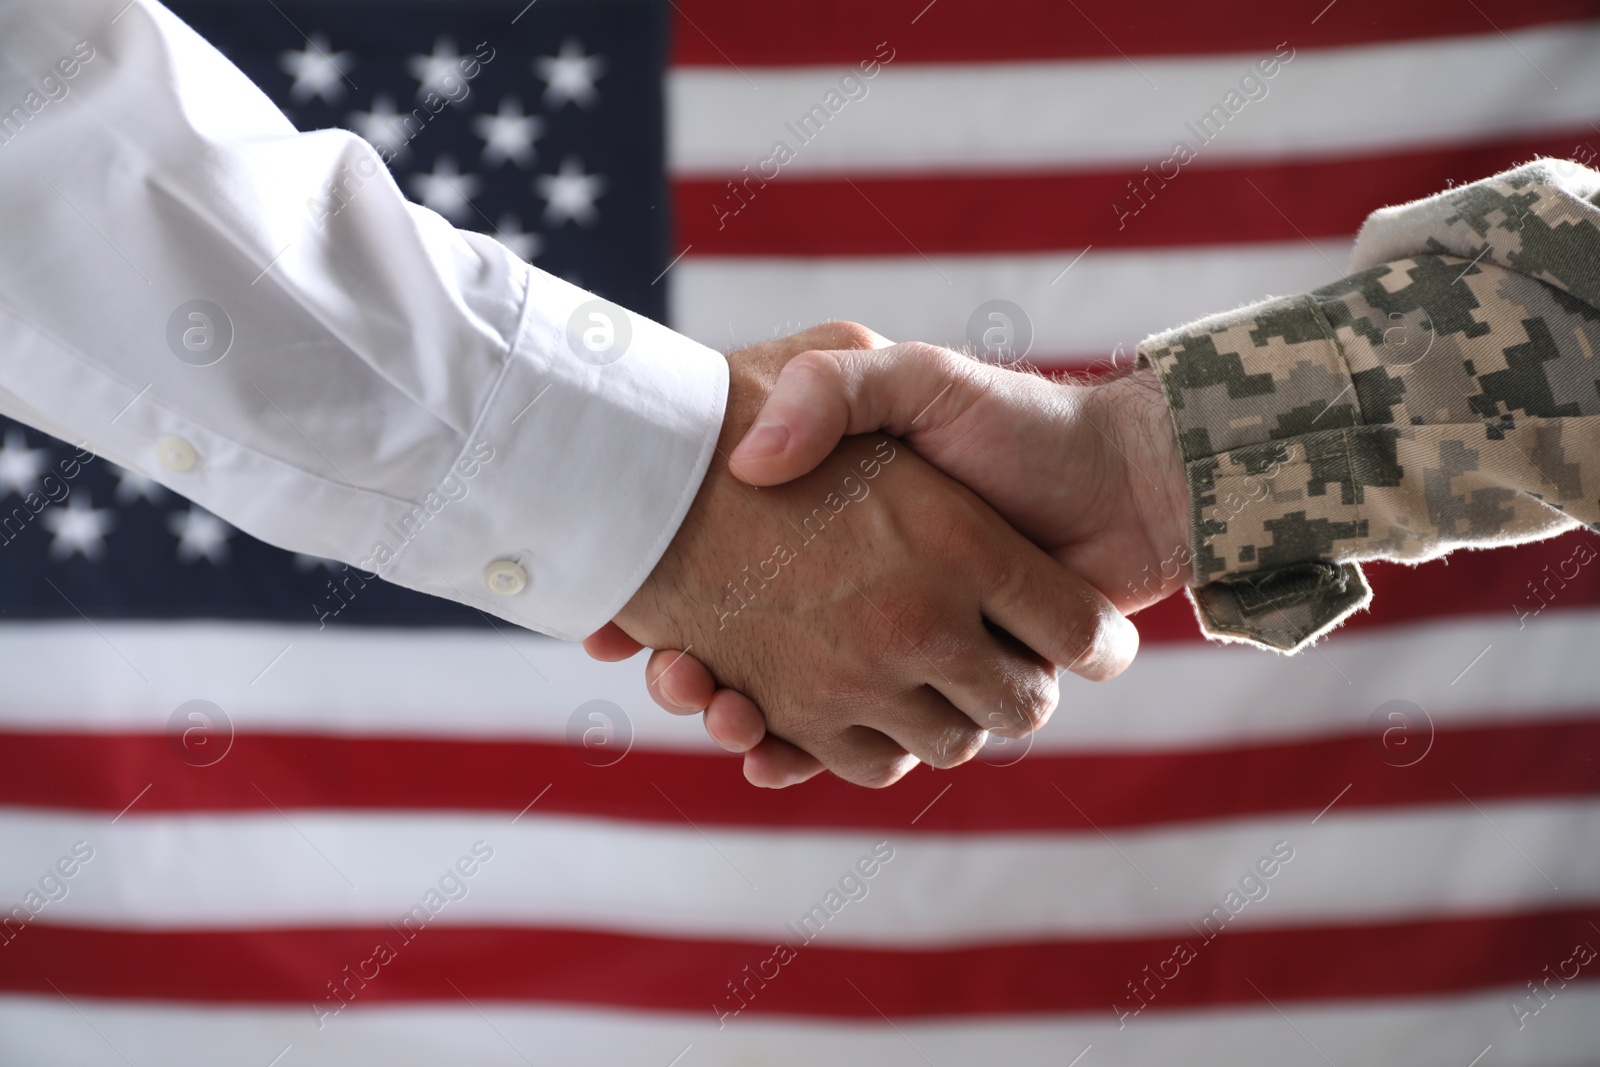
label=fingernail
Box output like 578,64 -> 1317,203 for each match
708,726 -> 747,753
653,673 -> 697,713
737,421 -> 789,458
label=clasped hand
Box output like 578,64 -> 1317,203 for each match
585,322 -> 1190,788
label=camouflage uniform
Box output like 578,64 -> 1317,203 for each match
1140,159 -> 1600,651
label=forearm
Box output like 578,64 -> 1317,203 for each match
1088,366 -> 1194,589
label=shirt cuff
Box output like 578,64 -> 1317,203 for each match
1140,292 -> 1374,651
367,267 -> 729,642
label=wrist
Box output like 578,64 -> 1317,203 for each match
1092,367 -> 1192,589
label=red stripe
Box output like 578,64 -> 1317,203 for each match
674,128 -> 1600,255
671,0 -> 1600,67
3,716 -> 1596,827
5,909 -> 1596,1014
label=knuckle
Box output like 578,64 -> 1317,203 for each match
904,341 -> 983,386
923,721 -> 987,769
960,655 -> 1062,739
844,753 -> 918,789
1076,613 -> 1138,681
902,340 -> 957,367
817,724 -> 919,789
1060,594 -> 1121,673
1010,672 -> 1060,734
816,320 -> 880,350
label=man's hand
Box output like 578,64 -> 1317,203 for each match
728,343 -> 1193,614
631,341 -> 1195,786
585,327 -> 1138,789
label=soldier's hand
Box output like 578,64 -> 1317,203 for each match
585,333 -> 1146,789
729,343 -> 1192,613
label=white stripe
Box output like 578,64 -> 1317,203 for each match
0,618 -> 724,751
3,803 -> 1595,940
669,242 -> 1353,360
0,609 -> 1595,751
669,23 -> 1600,175
1050,606 -> 1600,751
4,988 -> 1596,1066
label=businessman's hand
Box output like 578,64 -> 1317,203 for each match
626,342 -> 1192,784
588,328 -> 1139,789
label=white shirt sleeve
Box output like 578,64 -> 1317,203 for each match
0,0 -> 728,640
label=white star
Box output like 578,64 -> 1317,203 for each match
279,34 -> 353,104
40,494 -> 115,563
534,39 -> 604,109
110,463 -> 165,506
347,94 -> 412,162
406,37 -> 464,102
168,506 -> 233,565
473,97 -> 542,168
0,429 -> 47,498
293,553 -> 342,572
410,156 -> 481,222
489,214 -> 541,261
537,158 -> 605,227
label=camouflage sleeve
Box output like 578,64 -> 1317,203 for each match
1138,159 -> 1600,651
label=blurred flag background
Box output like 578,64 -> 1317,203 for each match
2,1 -> 1599,1064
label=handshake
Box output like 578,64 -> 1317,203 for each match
584,322 -> 1193,789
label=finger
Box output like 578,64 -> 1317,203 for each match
926,631 -> 1063,743
981,539 -> 1141,686
703,688 -> 766,753
742,734 -> 826,789
802,725 -> 921,789
792,320 -> 894,351
864,685 -> 991,770
644,648 -> 716,714
583,622 -> 644,661
729,343 -> 986,486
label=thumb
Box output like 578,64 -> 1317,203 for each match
729,343 -> 986,487
582,621 -> 644,661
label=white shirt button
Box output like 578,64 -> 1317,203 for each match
483,560 -> 528,596
156,436 -> 198,472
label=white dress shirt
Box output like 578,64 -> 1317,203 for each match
0,0 -> 727,640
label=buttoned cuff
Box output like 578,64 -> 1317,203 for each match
1140,292 -> 1374,652
369,267 -> 728,642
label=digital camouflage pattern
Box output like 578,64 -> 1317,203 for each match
1139,159 -> 1600,651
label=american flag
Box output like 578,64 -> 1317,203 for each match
2,1 -> 1599,1063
